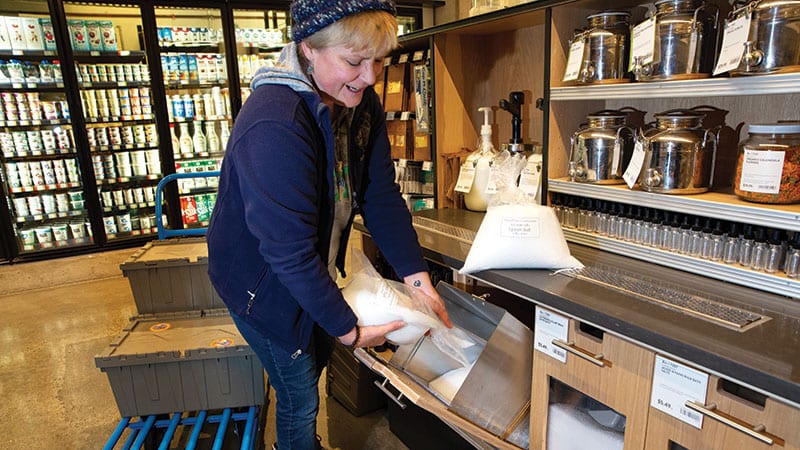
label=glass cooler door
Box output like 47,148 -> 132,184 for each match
64,2 -> 161,243
155,6 -> 230,230
1,0 -> 93,256
232,7 -> 289,105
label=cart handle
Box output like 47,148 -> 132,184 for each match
155,171 -> 221,240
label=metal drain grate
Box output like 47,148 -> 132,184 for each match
562,265 -> 768,330
412,216 -> 477,243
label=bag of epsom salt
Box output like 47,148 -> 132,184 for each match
459,151 -> 583,274
341,250 -> 474,367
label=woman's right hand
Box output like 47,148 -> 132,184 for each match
338,321 -> 405,348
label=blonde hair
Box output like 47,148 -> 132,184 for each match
303,10 -> 398,58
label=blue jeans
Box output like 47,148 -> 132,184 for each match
232,313 -> 333,450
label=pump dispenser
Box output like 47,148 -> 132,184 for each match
464,107 -> 497,212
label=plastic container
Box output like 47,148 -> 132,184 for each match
120,237 -> 225,314
734,123 -> 800,204
95,310 -> 264,417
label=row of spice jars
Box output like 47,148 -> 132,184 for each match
568,108 -> 800,204
552,193 -> 800,277
564,0 -> 800,85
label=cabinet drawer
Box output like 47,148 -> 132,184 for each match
645,373 -> 800,450
531,312 -> 654,450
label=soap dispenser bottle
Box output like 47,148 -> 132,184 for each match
464,107 -> 497,212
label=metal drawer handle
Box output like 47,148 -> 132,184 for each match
685,401 -> 775,446
552,339 -> 606,367
374,378 -> 407,410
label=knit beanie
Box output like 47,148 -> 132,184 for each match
290,0 -> 397,43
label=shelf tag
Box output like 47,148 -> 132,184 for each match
563,39 -> 584,82
412,50 -> 425,62
519,154 -> 542,197
623,140 -> 646,189
534,306 -> 569,363
398,53 -> 409,64
630,17 -> 658,70
650,355 -> 708,428
713,14 -> 751,75
454,162 -> 476,193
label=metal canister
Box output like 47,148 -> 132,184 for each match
640,109 -> 718,194
578,11 -> 632,84
569,110 -> 636,184
733,0 -> 800,75
634,0 -> 719,81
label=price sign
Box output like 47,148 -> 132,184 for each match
534,306 -> 569,363
650,355 -> 709,428
454,163 -> 476,193
630,17 -> 658,70
623,139 -> 646,189
713,14 -> 751,75
519,154 -> 542,197
563,39 -> 585,82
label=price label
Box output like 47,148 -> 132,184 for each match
563,39 -> 585,82
739,149 -> 785,194
650,355 -> 709,428
713,14 -> 751,75
630,17 -> 658,70
519,154 -> 542,197
454,163 -> 476,193
485,164 -> 499,195
623,140 -> 646,189
534,306 -> 569,363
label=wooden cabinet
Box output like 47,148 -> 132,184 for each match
531,308 -> 655,449
644,374 -> 800,450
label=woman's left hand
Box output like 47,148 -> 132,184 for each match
403,272 -> 452,328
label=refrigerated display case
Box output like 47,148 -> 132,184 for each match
154,5 -> 231,230
232,7 -> 289,104
63,2 -> 162,244
1,1 -> 95,256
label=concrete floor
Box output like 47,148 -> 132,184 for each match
0,247 -> 409,449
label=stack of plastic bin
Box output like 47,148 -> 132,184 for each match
95,237 -> 265,418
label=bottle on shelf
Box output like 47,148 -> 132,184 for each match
219,120 -> 230,151
205,121 -> 219,153
192,121 -> 206,154
178,122 -> 193,156
169,123 -> 180,153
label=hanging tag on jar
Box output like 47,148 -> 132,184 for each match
611,139 -> 621,175
686,27 -> 699,74
630,16 -> 658,71
563,38 -> 585,82
623,140 -> 646,189
485,163 -> 499,194
519,154 -> 542,197
454,162 -> 476,193
713,14 -> 751,75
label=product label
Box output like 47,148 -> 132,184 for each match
534,306 -> 569,363
519,154 -> 542,197
739,149 -> 785,194
713,14 -> 751,75
454,163 -> 476,193
650,355 -> 709,428
563,39 -> 585,82
485,164 -> 499,194
624,140 -> 647,188
630,17 -> 658,70
500,217 -> 541,238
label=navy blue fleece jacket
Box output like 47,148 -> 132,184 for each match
206,43 -> 427,355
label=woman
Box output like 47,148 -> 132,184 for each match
206,1 -> 451,448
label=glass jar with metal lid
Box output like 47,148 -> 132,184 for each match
577,11 -> 631,84
569,110 -> 635,184
633,0 -> 719,81
731,0 -> 800,75
734,122 -> 800,203
640,109 -> 718,194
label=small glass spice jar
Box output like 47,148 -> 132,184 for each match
734,123 -> 800,204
